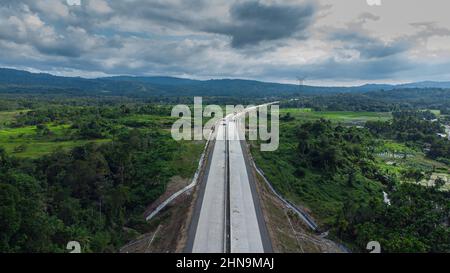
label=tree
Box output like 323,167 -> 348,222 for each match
434,177 -> 446,189
0,184 -> 21,251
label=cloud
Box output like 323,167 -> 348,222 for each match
357,12 -> 380,23
108,0 -> 207,31
67,0 -> 81,6
409,22 -> 450,41
0,5 -> 109,58
35,0 -> 70,18
203,0 -> 316,48
366,0 -> 382,7
1,0 -> 450,84
86,0 -> 112,14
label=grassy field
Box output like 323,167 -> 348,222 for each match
427,109 -> 441,116
0,123 -> 111,158
0,110 -> 24,128
0,110 -> 206,167
0,111 -> 132,158
280,108 -> 392,125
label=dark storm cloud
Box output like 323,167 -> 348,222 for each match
109,0 -> 317,49
204,1 -> 316,48
109,0 -> 199,26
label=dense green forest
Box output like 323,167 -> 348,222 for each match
0,101 -> 202,252
252,110 -> 450,252
282,89 -> 450,112
366,111 -> 450,164
336,182 -> 449,252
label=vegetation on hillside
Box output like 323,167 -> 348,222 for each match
0,102 -> 203,252
366,111 -> 450,164
251,110 -> 450,252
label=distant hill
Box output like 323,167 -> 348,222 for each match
103,75 -> 199,86
397,81 -> 450,89
1,68 -> 450,98
358,81 -> 450,91
0,68 -> 337,97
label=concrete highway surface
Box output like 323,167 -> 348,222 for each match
228,117 -> 265,253
191,120 -> 227,252
186,110 -> 272,253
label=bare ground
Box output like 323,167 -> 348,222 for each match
142,175 -> 190,218
120,189 -> 198,253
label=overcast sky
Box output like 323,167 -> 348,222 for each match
1,0 -> 450,85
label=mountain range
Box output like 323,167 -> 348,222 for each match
1,68 -> 450,98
